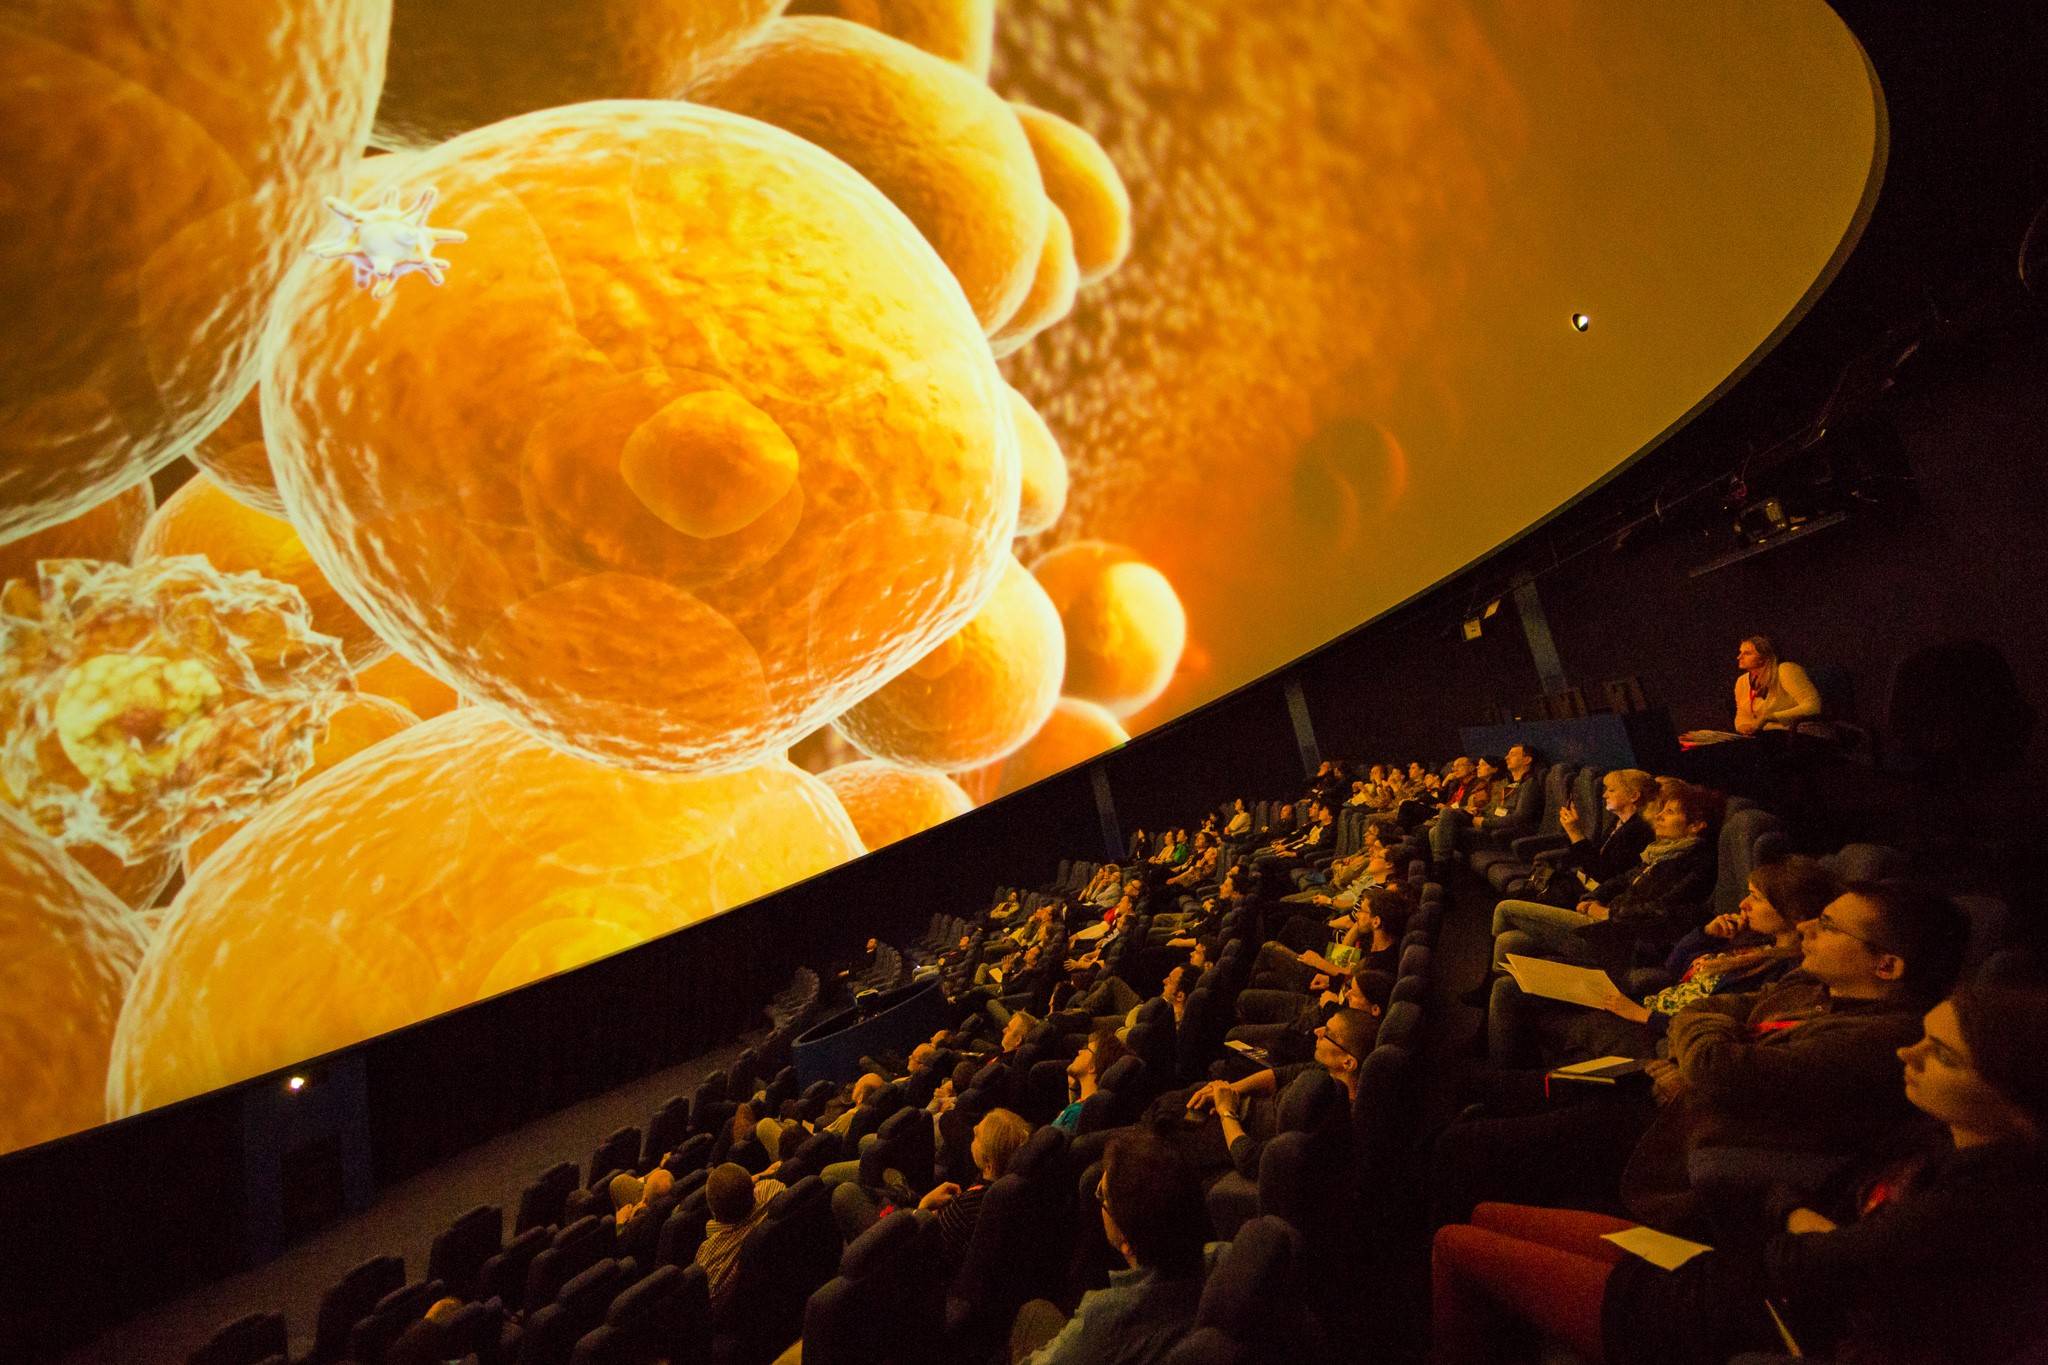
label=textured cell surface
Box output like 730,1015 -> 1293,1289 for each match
1008,385 -> 1070,536
70,842 -> 182,912
184,694 -> 418,873
373,0 -> 784,151
0,558 -> 353,863
138,474 -> 390,670
1031,541 -> 1186,716
821,759 -> 973,851
264,101 -> 1019,773
354,650 -> 462,720
0,0 -> 390,542
990,205 -> 1079,358
186,388 -> 283,517
0,804 -> 150,1154
836,557 -> 1063,769
0,483 -> 155,589
109,708 -> 864,1115
981,695 -> 1127,798
1009,103 -> 1130,285
794,0 -> 996,76
691,17 -> 1049,334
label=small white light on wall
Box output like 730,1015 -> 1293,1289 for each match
1570,312 -> 1591,332
286,1075 -> 307,1094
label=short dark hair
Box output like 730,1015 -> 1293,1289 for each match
706,1163 -> 755,1223
1088,1026 -> 1127,1077
1364,887 -> 1412,939
1951,978 -> 2048,1127
1101,1130 -> 1209,1275
1655,778 -> 1725,832
1843,880 -> 1968,1003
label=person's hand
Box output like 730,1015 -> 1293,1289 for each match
1185,1081 -> 1223,1115
1598,988 -> 1653,1024
1645,1059 -> 1685,1105
1784,1207 -> 1837,1235
1166,935 -> 1196,949
918,1182 -> 962,1211
1213,1086 -> 1242,1121
1704,913 -> 1744,940
1309,973 -> 1330,991
1558,802 -> 1582,837
1583,902 -> 1611,922
1734,716 -> 1761,737
1312,894 -> 1332,907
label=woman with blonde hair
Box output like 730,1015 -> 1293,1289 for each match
1732,633 -> 1821,736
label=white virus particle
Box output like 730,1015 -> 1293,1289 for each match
309,187 -> 469,299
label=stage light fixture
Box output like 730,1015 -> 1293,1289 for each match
1570,312 -> 1591,332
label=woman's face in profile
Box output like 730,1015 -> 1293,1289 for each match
1737,639 -> 1763,670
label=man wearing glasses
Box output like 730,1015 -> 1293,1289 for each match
1181,1007 -> 1376,1178
1431,881 -> 1968,1231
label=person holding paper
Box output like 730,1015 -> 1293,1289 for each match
1483,858 -> 1836,1070
1429,880 -> 1967,1233
1429,977 -> 2048,1365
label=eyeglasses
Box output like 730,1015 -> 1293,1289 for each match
1812,911 -> 1888,953
1314,1023 -> 1366,1062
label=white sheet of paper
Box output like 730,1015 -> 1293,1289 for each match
1602,1226 -> 1713,1271
1503,953 -> 1622,1007
1554,1055 -> 1638,1075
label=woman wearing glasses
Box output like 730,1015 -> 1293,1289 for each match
1430,975 -> 2048,1365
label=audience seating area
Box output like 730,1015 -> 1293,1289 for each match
178,744 -> 2045,1365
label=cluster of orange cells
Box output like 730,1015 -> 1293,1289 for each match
0,0 -> 1191,1149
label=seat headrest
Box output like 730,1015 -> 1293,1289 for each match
839,1208 -> 920,1276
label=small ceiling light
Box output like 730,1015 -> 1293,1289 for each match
286,1075 -> 307,1094
1570,312 -> 1591,332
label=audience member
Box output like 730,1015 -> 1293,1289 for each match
697,1161 -> 785,1313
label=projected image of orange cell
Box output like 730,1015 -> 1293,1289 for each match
1008,385 -> 1070,536
792,0 -> 996,77
835,556 -> 1063,770
186,389 -> 283,519
69,842 -> 181,912
138,474 -> 390,670
264,102 -> 1018,774
1031,541 -> 1187,717
355,651 -> 462,721
0,558 -> 354,865
0,804 -> 150,1154
690,16 -> 1049,334
0,483 -> 154,589
184,694 -> 418,874
970,695 -> 1127,799
372,0 -> 785,151
0,0 -> 389,543
821,759 -> 973,851
109,708 -> 863,1115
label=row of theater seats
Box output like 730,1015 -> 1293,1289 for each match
187,780 -> 1439,1365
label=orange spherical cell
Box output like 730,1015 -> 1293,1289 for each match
836,556 -> 1063,770
1007,386 -> 1070,536
184,694 -> 419,874
795,0 -> 996,77
990,205 -> 1080,359
1011,103 -> 1132,285
989,696 -> 1127,797
1032,542 -> 1189,717
264,102 -> 1019,774
0,804 -> 150,1154
0,482 -> 154,589
354,651 -> 462,721
821,759 -> 973,851
690,17 -> 1049,333
373,0 -> 784,151
108,708 -> 863,1115
186,388 -> 283,518
138,474 -> 390,670
0,0 -> 390,542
